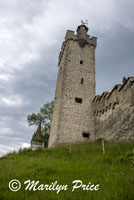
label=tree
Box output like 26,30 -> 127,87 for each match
27,101 -> 54,147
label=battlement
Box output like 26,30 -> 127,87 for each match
49,24 -> 97,148
48,24 -> 134,147
65,30 -> 76,40
92,77 -> 134,118
58,26 -> 97,66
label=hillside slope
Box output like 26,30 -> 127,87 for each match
0,142 -> 134,200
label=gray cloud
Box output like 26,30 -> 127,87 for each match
0,0 -> 134,156
96,22 -> 134,94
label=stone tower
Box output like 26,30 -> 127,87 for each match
48,24 -> 97,148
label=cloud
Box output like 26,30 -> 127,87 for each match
0,142 -> 31,157
0,95 -> 29,107
0,127 -> 12,135
0,73 -> 13,81
96,22 -> 134,94
22,143 -> 31,149
0,0 -> 134,156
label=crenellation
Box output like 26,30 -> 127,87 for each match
119,77 -> 134,92
48,24 -> 134,148
89,37 -> 97,47
92,77 -> 134,118
93,76 -> 134,141
65,30 -> 75,40
49,24 -> 96,147
58,30 -> 97,66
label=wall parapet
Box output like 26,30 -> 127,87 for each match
92,77 -> 134,118
58,29 -> 97,66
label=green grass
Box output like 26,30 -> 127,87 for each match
0,141 -> 134,200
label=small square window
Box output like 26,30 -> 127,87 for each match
82,133 -> 89,138
80,60 -> 83,64
75,97 -> 82,103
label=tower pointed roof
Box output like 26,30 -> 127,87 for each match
31,121 -> 43,143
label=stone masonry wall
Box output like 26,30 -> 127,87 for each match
48,25 -> 97,147
48,25 -> 134,147
93,77 -> 134,141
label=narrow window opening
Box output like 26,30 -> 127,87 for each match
75,97 -> 82,103
80,60 -> 83,64
81,78 -> 83,84
82,133 -> 89,138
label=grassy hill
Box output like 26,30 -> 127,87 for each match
0,141 -> 134,200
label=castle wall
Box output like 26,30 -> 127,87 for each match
48,26 -> 97,147
48,25 -> 134,147
93,77 -> 134,141
58,40 -> 95,144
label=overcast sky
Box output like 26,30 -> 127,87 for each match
0,0 -> 134,156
